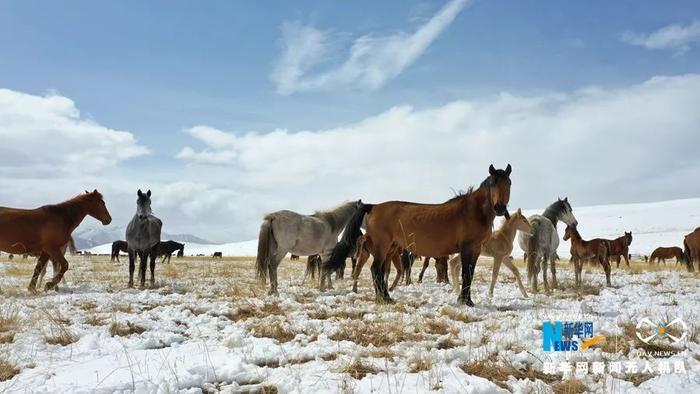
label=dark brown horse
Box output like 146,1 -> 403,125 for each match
649,246 -> 684,265
0,190 -> 112,292
290,254 -> 300,261
212,251 -> 223,259
156,240 -> 185,264
563,226 -> 611,288
605,232 -> 633,268
683,227 -> 700,271
333,164 -> 512,305
111,240 -> 128,262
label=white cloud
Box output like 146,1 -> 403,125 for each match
622,20 -> 700,53
0,88 -> 149,178
178,74 -> 700,228
270,0 -> 470,94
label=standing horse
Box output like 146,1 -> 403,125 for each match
563,226 -> 611,288
0,190 -> 112,292
256,200 -> 361,295
155,240 -> 185,264
348,233 -> 405,293
111,240 -> 128,262
649,246 -> 684,265
125,190 -> 162,288
449,208 -> 532,297
606,232 -> 633,268
326,164 -> 512,305
518,198 -> 578,294
683,227 -> 700,272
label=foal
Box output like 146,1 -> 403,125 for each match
563,226 -> 611,288
448,208 -> 531,298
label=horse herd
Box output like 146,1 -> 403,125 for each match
0,165 -> 699,306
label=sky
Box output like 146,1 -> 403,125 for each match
1,0 -> 700,243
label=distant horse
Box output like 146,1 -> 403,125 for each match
290,254 -> 300,261
37,237 -> 77,289
326,164 -> 512,305
350,233 -> 404,293
449,208 -> 532,297
213,251 -> 223,259
111,240 -> 128,262
518,198 -> 578,294
0,190 -> 112,292
256,201 -> 361,295
418,256 -> 450,284
649,246 -> 684,265
605,232 -> 633,268
125,190 -> 162,288
156,240 -> 185,264
564,225 -> 611,288
683,227 -> 700,271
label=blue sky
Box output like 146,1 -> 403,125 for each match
1,1 -> 700,241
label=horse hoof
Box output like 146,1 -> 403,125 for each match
27,286 -> 38,294
44,282 -> 55,292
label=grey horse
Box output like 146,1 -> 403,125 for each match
125,189 -> 162,288
255,200 -> 361,295
518,198 -> 578,293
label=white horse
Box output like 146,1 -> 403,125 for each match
256,201 -> 361,295
518,198 -> 577,293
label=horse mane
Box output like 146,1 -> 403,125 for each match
45,192 -> 96,216
445,186 -> 475,203
542,200 -> 567,225
312,201 -> 358,233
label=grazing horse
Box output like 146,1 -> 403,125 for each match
290,254 -> 300,261
213,252 -> 223,259
606,232 -> 633,268
649,246 -> 684,265
125,190 -> 162,288
327,164 -> 512,305
0,190 -> 112,292
349,233 -> 404,293
683,227 -> 700,271
449,208 -> 532,298
111,240 -> 128,262
518,198 -> 578,294
256,200 -> 361,295
37,237 -> 77,288
156,240 -> 185,264
564,226 -> 611,288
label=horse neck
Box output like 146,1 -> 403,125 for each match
495,216 -> 518,242
53,197 -> 92,232
316,203 -> 357,234
459,186 -> 493,224
542,206 -> 559,226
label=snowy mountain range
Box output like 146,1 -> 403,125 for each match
73,225 -> 214,250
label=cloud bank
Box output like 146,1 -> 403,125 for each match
622,20 -> 700,53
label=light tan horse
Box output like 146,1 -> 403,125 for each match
449,208 -> 531,298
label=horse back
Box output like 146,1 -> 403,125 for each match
0,206 -> 68,253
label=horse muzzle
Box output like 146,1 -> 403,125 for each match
101,217 -> 112,225
494,204 -> 509,219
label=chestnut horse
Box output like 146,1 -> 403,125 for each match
563,226 -> 611,288
349,233 -> 404,293
683,227 -> 700,271
327,164 -> 512,305
649,246 -> 684,265
448,208 -> 532,298
0,190 -> 112,292
605,232 -> 633,268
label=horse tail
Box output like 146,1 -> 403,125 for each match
684,238 -> 693,270
256,216 -> 277,283
526,223 -> 540,284
323,203 -> 373,272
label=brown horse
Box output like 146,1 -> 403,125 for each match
350,233 -> 404,293
683,227 -> 700,271
605,232 -> 633,268
563,226 -> 611,288
417,256 -> 450,284
449,208 -> 531,298
37,237 -> 77,288
0,190 -> 112,292
346,164 -> 512,305
649,246 -> 684,265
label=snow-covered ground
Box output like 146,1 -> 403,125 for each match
0,254 -> 698,393
89,197 -> 700,258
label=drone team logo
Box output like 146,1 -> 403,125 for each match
635,317 -> 688,344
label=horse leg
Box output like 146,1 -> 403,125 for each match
128,251 -> 136,288
139,251 -> 148,288
488,256 -> 502,298
268,255 -> 283,295
458,249 -> 478,307
44,249 -> 69,291
370,247 -> 392,303
28,253 -> 50,293
503,256 -> 528,297
436,257 -> 449,284
624,252 -> 630,268
448,255 -> 460,293
601,257 -> 612,287
527,250 -> 539,293
540,255 -> 550,294
352,248 -> 369,293
549,254 -> 558,290
149,249 -> 156,286
417,258 -> 430,283
389,252 -> 402,291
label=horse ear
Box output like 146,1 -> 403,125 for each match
147,190 -> 151,197
137,189 -> 143,197
489,164 -> 496,175
564,197 -> 568,202
85,190 -> 89,194
517,208 -> 522,214
93,189 -> 98,194
505,164 -> 512,176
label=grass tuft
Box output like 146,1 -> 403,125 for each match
0,358 -> 19,382
341,358 -> 381,380
109,321 -> 147,337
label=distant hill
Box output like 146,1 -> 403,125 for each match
73,226 -> 214,250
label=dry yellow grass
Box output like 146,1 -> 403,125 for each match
109,321 -> 146,337
248,319 -> 295,343
552,379 -> 588,394
341,358 -> 382,380
329,319 -> 425,347
461,359 -> 558,390
0,358 -> 19,382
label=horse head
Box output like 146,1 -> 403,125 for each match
512,208 -> 532,234
85,189 -> 112,225
556,197 -> 578,227
563,225 -> 577,241
487,164 -> 512,219
136,189 -> 153,220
